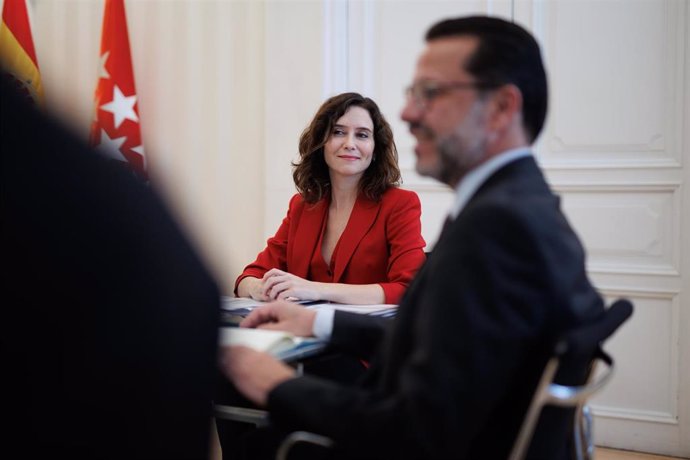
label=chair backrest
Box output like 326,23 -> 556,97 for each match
508,298 -> 634,460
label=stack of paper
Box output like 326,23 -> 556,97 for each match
221,296 -> 398,318
219,327 -> 325,361
303,303 -> 398,317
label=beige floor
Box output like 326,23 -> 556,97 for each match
210,428 -> 685,460
210,443 -> 683,460
210,427 -> 222,460
597,447 -> 686,460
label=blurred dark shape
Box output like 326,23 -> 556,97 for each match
1,72 -> 220,459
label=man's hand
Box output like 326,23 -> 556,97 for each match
241,300 -> 317,337
219,346 -> 295,406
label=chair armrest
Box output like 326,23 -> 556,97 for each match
276,431 -> 334,460
214,404 -> 270,427
546,350 -> 614,407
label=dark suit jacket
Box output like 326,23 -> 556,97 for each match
1,75 -> 220,459
235,189 -> 426,304
266,156 -> 604,459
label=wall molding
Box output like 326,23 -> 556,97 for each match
593,406 -> 678,425
539,158 -> 683,171
322,0 -> 376,98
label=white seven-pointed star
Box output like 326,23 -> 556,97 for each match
131,144 -> 145,157
97,129 -> 128,162
131,145 -> 147,170
98,51 -> 110,79
100,85 -> 138,129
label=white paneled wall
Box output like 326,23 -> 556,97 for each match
4,0 -> 689,456
516,0 -> 689,455
263,1 -> 325,244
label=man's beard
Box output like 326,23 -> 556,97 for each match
436,131 -> 486,187
413,100 -> 488,186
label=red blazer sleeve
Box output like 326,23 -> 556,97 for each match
379,189 -> 426,303
233,194 -> 301,294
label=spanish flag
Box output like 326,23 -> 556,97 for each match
0,0 -> 43,105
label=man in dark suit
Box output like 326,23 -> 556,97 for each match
1,72 -> 220,459
219,16 -> 604,459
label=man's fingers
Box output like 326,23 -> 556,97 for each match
257,322 -> 287,332
240,307 -> 275,328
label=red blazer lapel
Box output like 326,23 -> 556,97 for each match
289,198 -> 327,278
333,195 -> 380,282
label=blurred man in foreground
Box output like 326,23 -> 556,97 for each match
1,72 -> 220,459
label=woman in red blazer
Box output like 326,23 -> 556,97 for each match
235,92 -> 425,305
220,93 -> 426,460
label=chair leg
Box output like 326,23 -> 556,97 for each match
573,406 -> 585,460
573,404 -> 595,460
582,405 -> 595,460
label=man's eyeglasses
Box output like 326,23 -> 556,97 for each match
404,80 -> 500,110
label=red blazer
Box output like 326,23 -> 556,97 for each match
235,187 -> 426,304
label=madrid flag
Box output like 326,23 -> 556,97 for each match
89,0 -> 146,177
0,0 -> 44,105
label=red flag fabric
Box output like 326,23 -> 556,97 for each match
0,0 -> 44,105
89,0 -> 146,177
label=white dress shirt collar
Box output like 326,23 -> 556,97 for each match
449,147 -> 533,219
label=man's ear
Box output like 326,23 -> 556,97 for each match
488,84 -> 523,132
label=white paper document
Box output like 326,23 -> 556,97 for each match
221,296 -> 398,317
304,303 -> 398,316
219,327 -> 323,360
221,296 -> 320,311
221,296 -> 264,310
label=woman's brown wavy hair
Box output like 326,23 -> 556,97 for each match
292,92 -> 401,203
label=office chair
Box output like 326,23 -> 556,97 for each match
508,298 -> 634,460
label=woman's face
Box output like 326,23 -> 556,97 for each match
323,106 -> 375,183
